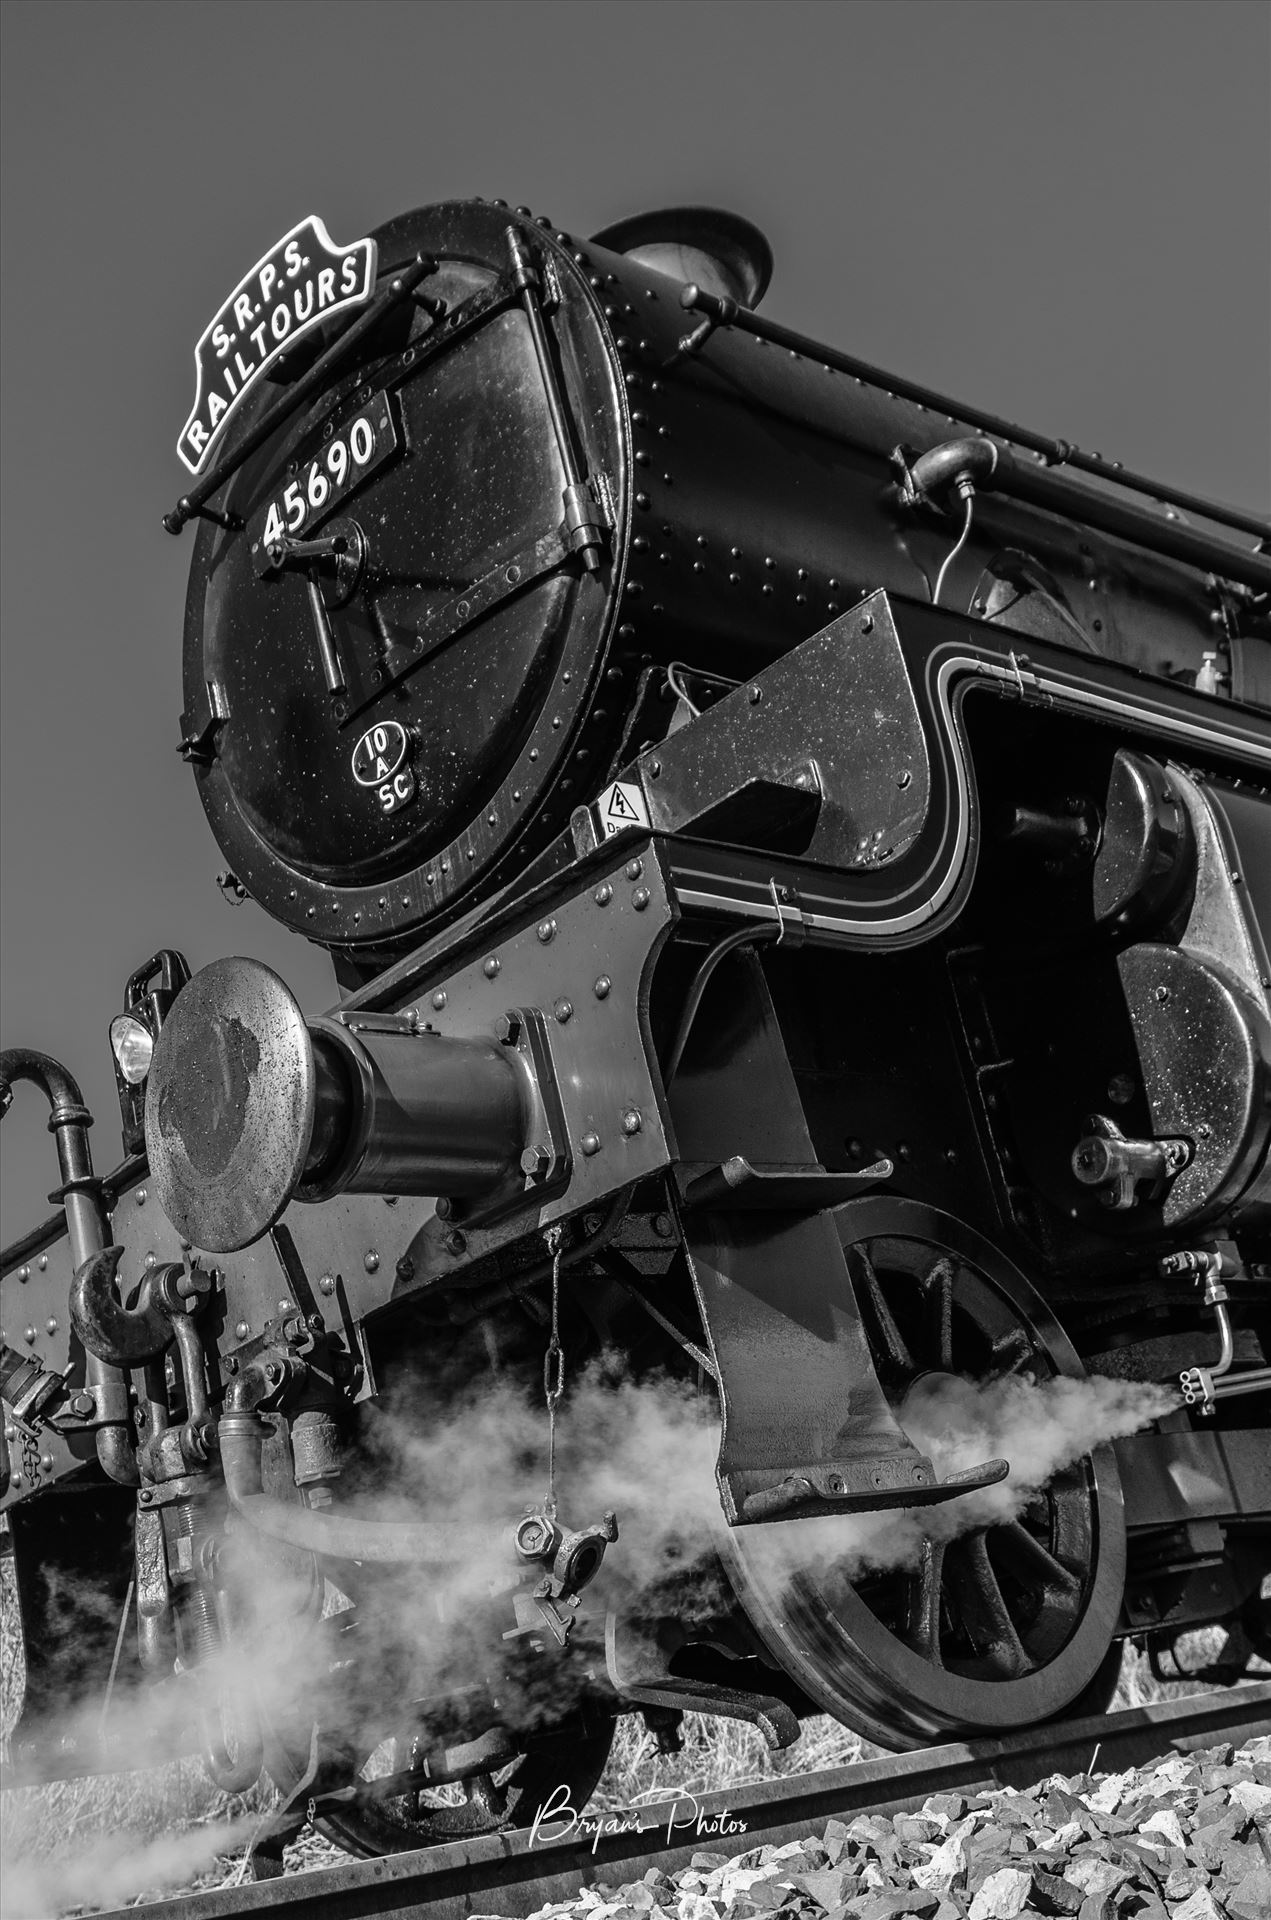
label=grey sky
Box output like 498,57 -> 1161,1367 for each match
2,0 -> 1268,1239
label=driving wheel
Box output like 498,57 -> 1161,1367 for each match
718,1199 -> 1126,1748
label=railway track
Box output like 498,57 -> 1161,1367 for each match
96,1682 -> 1271,1920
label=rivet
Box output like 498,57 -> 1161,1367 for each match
555,998 -> 573,1023
622,1110 -> 642,1135
632,887 -> 650,910
136,1188 -> 147,1206
432,990 -> 447,1009
580,1132 -> 601,1156
653,1213 -> 674,1238
484,955 -> 501,977
234,1320 -> 250,1341
861,613 -> 874,634
898,770 -> 912,789
17,1266 -> 29,1283
649,758 -> 661,777
364,1250 -> 380,1273
748,686 -> 762,705
594,975 -> 611,998
319,1274 -> 336,1296
625,859 -> 643,880
24,1326 -> 37,1343
595,883 -> 613,905
635,493 -> 650,510
537,918 -> 557,943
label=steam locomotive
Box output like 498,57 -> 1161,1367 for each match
3,196 -> 1269,1857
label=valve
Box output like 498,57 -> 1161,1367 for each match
507,1504 -> 619,1647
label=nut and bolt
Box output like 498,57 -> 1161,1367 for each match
69,1391 -> 95,1417
496,1011 -> 522,1045
521,1145 -> 551,1180
580,1132 -> 601,1157
443,1228 -> 468,1256
621,1109 -> 643,1135
593,975 -> 611,999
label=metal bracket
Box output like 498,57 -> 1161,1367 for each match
605,1612 -> 799,1751
679,1155 -> 893,1212
177,680 -> 230,764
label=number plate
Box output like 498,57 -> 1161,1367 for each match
252,393 -> 399,570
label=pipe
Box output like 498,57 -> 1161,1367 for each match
218,1389 -> 487,1567
0,1050 -> 135,1483
678,284 -> 1271,551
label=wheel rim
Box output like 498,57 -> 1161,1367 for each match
718,1200 -> 1125,1747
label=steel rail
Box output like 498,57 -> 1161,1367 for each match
94,1682 -> 1271,1920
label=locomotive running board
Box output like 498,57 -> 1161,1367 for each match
668,945 -> 1007,1525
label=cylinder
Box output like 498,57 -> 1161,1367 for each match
300,1021 -> 526,1200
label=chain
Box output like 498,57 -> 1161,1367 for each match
18,1423 -> 41,1488
542,1224 -> 565,1520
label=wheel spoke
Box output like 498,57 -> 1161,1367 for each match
850,1244 -> 913,1372
995,1518 -> 1082,1603
985,1325 -> 1036,1380
905,1537 -> 946,1665
949,1531 -> 1029,1677
465,1770 -> 508,1822
922,1257 -> 955,1371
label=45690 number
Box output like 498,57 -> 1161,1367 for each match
254,394 -> 398,562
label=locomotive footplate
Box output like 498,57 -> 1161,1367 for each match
669,946 -> 1007,1524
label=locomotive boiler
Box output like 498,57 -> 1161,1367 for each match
3,195 -> 1270,1855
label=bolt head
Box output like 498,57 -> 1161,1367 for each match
521,1145 -> 550,1180
70,1391 -> 95,1417
496,1011 -> 522,1046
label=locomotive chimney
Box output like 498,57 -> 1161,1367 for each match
589,206 -> 773,308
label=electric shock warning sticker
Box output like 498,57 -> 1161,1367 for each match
177,216 -> 377,475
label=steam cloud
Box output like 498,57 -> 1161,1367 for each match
0,1359 -> 1176,1915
